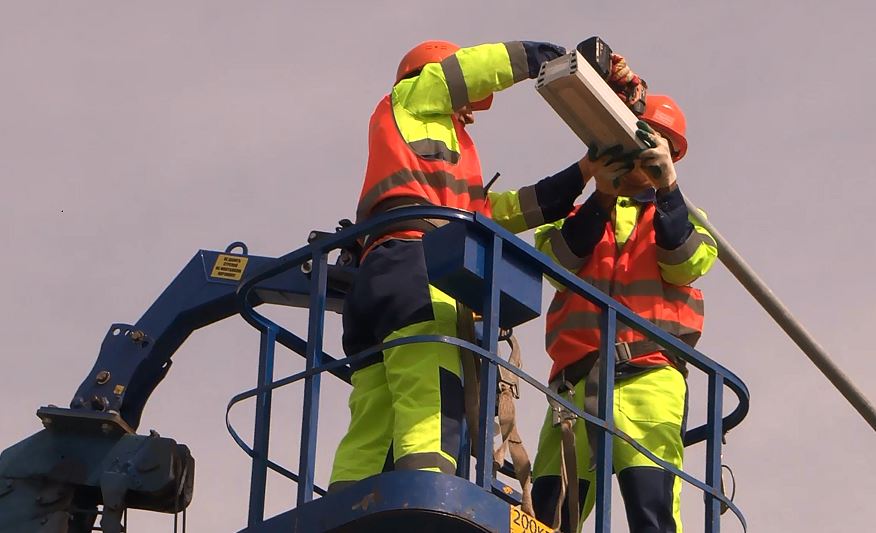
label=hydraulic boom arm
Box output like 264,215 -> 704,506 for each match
0,242 -> 349,533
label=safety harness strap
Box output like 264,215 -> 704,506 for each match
360,196 -> 450,252
457,304 -> 481,455
545,339 -> 658,531
560,419 -> 579,533
547,376 -> 580,533
457,305 -> 535,517
493,334 -> 534,516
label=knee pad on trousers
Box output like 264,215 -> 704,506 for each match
617,466 -> 677,533
532,475 -> 589,533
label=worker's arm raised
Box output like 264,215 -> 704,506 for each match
394,41 -> 564,115
488,139 -> 637,234
527,145 -> 633,279
531,190 -> 614,291
487,159 -> 589,233
654,186 -> 718,285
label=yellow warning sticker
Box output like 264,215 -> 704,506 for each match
510,506 -> 551,533
211,254 -> 249,281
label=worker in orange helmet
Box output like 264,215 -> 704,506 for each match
328,40 -> 646,492
531,95 -> 715,532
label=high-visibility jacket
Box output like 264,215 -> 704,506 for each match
538,199 -> 716,380
357,42 -> 544,241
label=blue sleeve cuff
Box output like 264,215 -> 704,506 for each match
533,162 -> 585,223
560,192 -> 610,258
654,186 -> 693,250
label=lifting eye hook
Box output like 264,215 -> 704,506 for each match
224,241 -> 249,255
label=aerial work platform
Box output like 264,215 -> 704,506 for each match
0,207 -> 749,532
228,207 -> 749,532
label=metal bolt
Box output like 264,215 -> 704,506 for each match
100,423 -> 112,435
129,330 -> 146,343
91,396 -> 108,411
308,231 -> 318,242
96,370 -> 111,384
301,260 -> 313,274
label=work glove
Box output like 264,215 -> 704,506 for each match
521,41 -> 567,78
608,53 -> 646,110
635,121 -> 677,189
580,144 -> 635,196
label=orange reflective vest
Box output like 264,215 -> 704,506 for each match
545,204 -> 704,380
356,94 -> 492,229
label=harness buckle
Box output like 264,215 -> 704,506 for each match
548,373 -> 577,427
614,341 -> 633,363
498,379 -> 519,400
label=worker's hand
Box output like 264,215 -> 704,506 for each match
608,53 -> 646,110
579,145 -> 635,196
521,41 -> 567,78
635,121 -> 677,189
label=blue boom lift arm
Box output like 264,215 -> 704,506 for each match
0,240 -> 352,533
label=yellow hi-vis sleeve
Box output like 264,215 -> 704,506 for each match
534,219 -> 579,291
393,42 -> 529,116
657,208 -> 718,286
487,186 -> 548,235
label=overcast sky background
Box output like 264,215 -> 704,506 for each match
2,1 -> 875,531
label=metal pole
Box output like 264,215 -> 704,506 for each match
595,307 -> 617,533
704,372 -> 724,532
685,195 -> 876,432
475,234 -> 502,489
248,326 -> 276,525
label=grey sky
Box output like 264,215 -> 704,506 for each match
2,1 -> 874,531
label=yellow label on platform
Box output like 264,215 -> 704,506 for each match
211,254 -> 249,281
510,506 -> 551,533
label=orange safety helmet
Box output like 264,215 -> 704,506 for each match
395,40 -> 493,111
640,94 -> 688,161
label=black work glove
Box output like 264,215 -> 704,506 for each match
521,41 -> 567,78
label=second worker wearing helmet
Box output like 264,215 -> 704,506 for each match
531,95 -> 717,533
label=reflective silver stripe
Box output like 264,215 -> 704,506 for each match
582,276 -> 611,294
612,281 -> 704,314
407,138 -> 460,164
547,310 -> 700,347
358,169 -> 472,219
546,226 -> 588,271
517,184 -> 545,229
664,286 -> 705,315
395,452 -> 456,475
611,279 -> 664,297
504,41 -> 529,82
440,53 -> 469,110
657,229 -> 716,265
468,183 -> 485,202
545,324 -> 562,349
700,230 -> 717,249
552,311 -> 601,334
547,294 -> 566,315
554,278 -> 701,302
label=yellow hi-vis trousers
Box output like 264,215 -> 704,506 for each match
532,365 -> 687,533
329,285 -> 463,489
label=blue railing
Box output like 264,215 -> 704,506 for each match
228,206 -> 750,532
